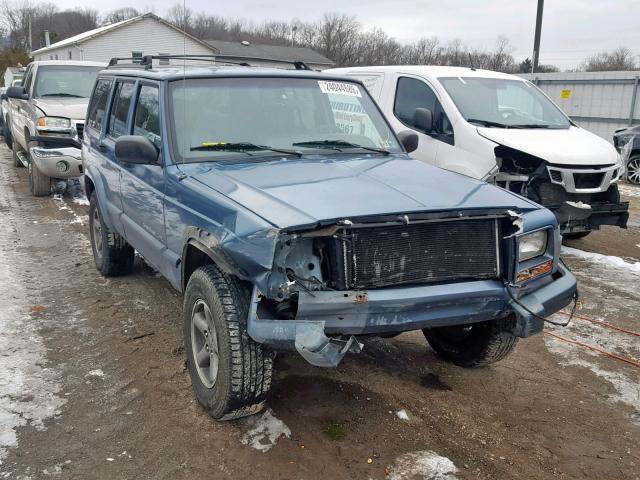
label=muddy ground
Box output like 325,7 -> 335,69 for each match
0,144 -> 638,479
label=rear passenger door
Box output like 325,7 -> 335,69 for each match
119,82 -> 167,271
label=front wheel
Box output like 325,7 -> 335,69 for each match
563,231 -> 590,240
89,192 -> 134,276
184,265 -> 273,420
28,160 -> 51,196
423,316 -> 518,368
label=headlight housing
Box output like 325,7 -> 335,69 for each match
518,230 -> 547,262
37,116 -> 72,131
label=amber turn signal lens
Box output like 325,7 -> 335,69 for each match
517,259 -> 553,283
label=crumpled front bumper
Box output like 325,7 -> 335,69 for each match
29,145 -> 82,178
247,264 -> 577,367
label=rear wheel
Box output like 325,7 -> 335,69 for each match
89,192 -> 134,276
423,316 -> 518,368
627,155 -> 640,185
184,265 -> 273,420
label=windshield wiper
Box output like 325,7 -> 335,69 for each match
40,93 -> 85,98
466,118 -> 515,128
190,142 -> 302,157
292,139 -> 389,155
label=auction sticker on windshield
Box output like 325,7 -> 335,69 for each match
318,81 -> 362,97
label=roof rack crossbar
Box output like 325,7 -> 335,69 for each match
107,54 -> 313,71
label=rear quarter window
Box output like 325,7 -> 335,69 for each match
86,78 -> 113,132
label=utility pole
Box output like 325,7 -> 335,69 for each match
28,15 -> 32,52
531,0 -> 544,73
291,25 -> 298,48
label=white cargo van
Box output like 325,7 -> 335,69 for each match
327,66 -> 629,238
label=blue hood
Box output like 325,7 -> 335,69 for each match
185,154 -> 537,229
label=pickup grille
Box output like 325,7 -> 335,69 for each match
326,219 -> 500,290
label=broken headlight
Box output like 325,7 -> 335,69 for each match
518,230 -> 547,262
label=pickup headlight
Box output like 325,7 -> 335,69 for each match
518,230 -> 547,262
37,116 -> 72,131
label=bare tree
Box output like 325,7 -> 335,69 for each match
580,47 -> 637,71
102,8 -> 139,25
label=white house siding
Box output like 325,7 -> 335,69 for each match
520,71 -> 640,143
32,17 -> 212,64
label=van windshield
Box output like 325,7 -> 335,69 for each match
33,65 -> 102,98
169,77 -> 401,162
438,77 -> 571,129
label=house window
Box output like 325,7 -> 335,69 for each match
158,53 -> 170,66
49,55 -> 53,60
132,51 -> 143,64
54,54 -> 58,60
68,50 -> 72,60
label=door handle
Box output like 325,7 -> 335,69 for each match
97,143 -> 107,152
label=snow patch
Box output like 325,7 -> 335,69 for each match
87,369 -> 105,378
396,409 -> 410,421
388,450 -> 458,480
561,246 -> 640,274
545,337 -> 640,423
239,409 -> 290,452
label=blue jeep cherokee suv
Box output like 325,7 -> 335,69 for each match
83,56 -> 577,420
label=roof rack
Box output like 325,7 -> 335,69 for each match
107,54 -> 312,71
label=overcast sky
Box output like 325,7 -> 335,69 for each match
53,0 -> 639,69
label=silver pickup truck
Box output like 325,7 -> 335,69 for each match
4,61 -> 104,195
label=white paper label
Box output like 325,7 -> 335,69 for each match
318,80 -> 362,97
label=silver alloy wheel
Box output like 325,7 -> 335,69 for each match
92,208 -> 103,262
190,299 -> 219,389
627,157 -> 640,184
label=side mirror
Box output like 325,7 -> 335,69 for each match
115,135 -> 159,165
397,130 -> 419,153
6,86 -> 28,100
413,107 -> 433,133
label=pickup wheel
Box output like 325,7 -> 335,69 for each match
423,316 -> 518,368
28,159 -> 51,196
184,265 -> 273,420
89,192 -> 134,276
563,231 -> 590,240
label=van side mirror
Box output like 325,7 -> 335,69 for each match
115,135 -> 159,165
6,86 -> 28,100
413,107 -> 433,133
397,130 -> 419,153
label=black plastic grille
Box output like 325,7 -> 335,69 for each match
333,219 -> 499,289
75,123 -> 84,140
573,172 -> 604,189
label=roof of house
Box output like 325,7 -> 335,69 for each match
30,13 -> 216,57
203,40 -> 334,66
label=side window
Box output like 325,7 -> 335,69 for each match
86,78 -> 113,132
133,85 -> 161,148
107,81 -> 135,139
394,77 -> 454,143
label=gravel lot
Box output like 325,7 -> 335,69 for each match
0,144 -> 638,479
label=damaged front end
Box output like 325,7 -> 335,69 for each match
491,145 -> 629,234
247,209 -> 575,367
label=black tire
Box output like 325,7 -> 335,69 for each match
423,316 -> 518,368
563,231 -> 591,240
184,265 -> 273,420
89,192 -> 134,276
28,160 -> 51,196
3,122 -> 13,150
11,140 -> 23,168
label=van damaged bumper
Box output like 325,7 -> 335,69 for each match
246,264 -> 577,367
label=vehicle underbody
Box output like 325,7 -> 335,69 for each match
492,145 -> 629,234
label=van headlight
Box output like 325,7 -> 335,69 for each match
518,230 -> 547,262
37,116 -> 72,131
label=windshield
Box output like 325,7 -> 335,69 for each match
169,77 -> 401,162
438,77 -> 571,129
33,65 -> 102,98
